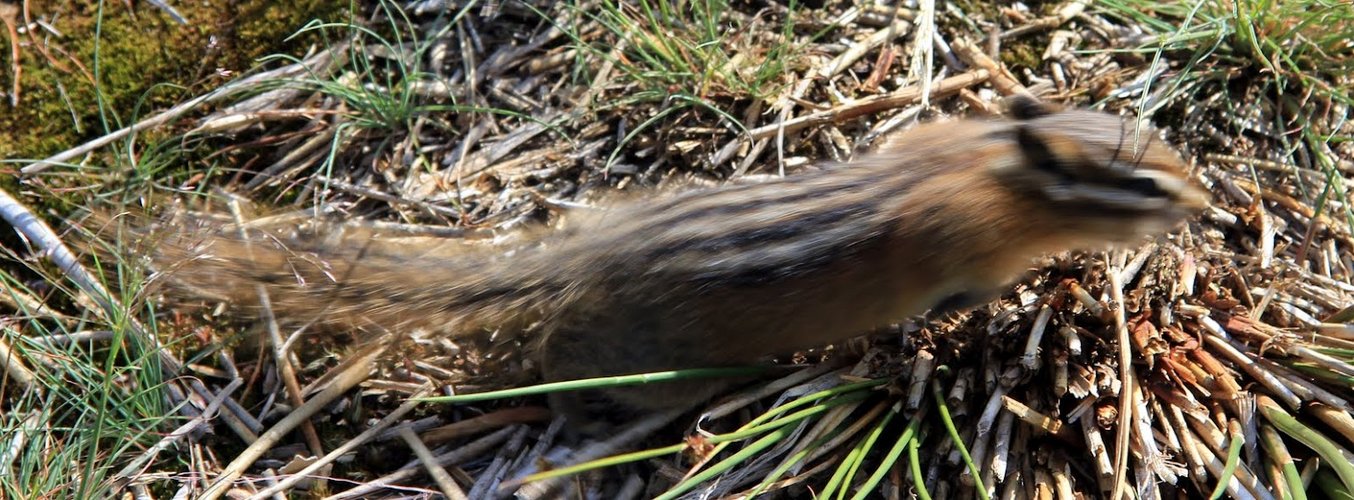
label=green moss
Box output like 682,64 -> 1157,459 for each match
1000,43 -> 1044,73
0,0 -> 349,160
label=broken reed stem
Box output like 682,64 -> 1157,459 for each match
949,38 -> 1026,96
745,70 -> 990,140
1000,396 -> 1078,444
398,426 -> 470,500
112,379 -> 244,489
0,332 -> 37,393
1108,270 -> 1133,500
199,343 -> 383,500
331,426 -> 519,500
247,384 -> 437,499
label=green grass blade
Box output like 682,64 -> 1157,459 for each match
932,379 -> 990,500
1259,396 -> 1354,491
909,428 -> 932,500
819,403 -> 896,499
848,404 -> 925,500
1209,422 -> 1246,499
654,423 -> 797,500
1260,424 -> 1308,500
419,367 -> 770,403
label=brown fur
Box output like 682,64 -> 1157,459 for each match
113,98 -> 1209,425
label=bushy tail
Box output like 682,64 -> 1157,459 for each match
93,209 -> 564,336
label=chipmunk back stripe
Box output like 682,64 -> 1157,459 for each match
650,204 -> 885,261
622,173 -> 920,286
685,229 -> 892,286
635,165 -> 906,230
428,282 -> 566,309
633,171 -> 914,250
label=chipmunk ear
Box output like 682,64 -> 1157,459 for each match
1004,93 -> 1061,120
1014,124 -> 1069,179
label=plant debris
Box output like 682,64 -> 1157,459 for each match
2,0 -> 1353,498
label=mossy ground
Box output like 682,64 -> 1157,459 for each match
0,0 -> 348,159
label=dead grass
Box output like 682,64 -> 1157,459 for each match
2,0 -> 1353,498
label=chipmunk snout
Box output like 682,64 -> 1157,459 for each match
986,109 -> 1209,242
885,98 -> 1209,227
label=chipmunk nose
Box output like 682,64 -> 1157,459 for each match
1177,183 -> 1211,211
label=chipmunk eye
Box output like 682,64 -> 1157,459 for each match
1120,175 -> 1169,199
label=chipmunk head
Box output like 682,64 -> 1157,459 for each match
992,95 -> 1210,243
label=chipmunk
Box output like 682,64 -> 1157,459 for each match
144,96 -> 1208,425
